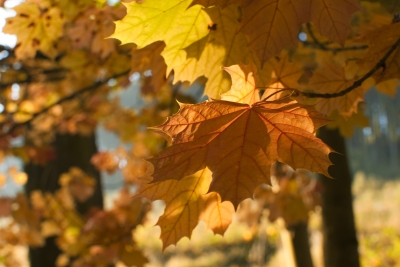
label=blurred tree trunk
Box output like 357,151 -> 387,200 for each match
25,133 -> 104,267
317,127 -> 360,267
289,222 -> 314,267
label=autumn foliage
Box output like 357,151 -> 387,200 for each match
1,0 -> 400,266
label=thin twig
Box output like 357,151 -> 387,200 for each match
303,23 -> 368,53
0,70 -> 130,137
297,36 -> 400,99
262,88 -> 295,101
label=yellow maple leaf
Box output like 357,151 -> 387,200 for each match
240,0 -> 310,65
311,0 -> 360,45
308,62 -> 365,117
173,5 -> 252,98
135,167 -> 234,249
261,53 -> 305,101
3,3 -> 64,59
111,0 -> 192,48
161,4 -> 211,75
221,62 -> 260,104
150,99 -> 332,207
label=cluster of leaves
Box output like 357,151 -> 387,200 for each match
109,0 -> 400,248
0,0 -> 400,264
0,167 -> 149,266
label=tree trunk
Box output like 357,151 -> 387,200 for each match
317,127 -> 360,267
25,133 -> 104,267
289,222 -> 314,267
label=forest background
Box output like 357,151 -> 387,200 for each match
0,0 -> 400,267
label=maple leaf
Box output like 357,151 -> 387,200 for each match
161,4 -> 211,75
308,62 -> 365,117
111,0 -> 192,48
220,60 -> 274,103
3,3 -> 64,59
172,5 -> 252,98
359,23 -> 400,83
260,53 -> 305,101
240,0 -> 310,65
135,166 -> 234,249
221,62 -> 260,104
270,53 -> 305,90
311,0 -> 360,45
150,99 -> 332,207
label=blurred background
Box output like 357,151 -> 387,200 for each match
1,0 -> 400,266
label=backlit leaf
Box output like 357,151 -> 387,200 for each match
308,62 -> 365,117
240,0 -> 310,65
221,62 -> 260,104
359,23 -> 400,83
135,167 -> 234,249
311,0 -> 360,45
111,0 -> 192,48
162,4 -> 211,75
150,99 -> 332,207
173,5 -> 251,98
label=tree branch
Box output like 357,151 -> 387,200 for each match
0,70 -> 130,137
297,36 -> 400,99
302,23 -> 368,53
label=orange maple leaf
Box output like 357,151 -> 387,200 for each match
135,166 -> 234,249
221,62 -> 260,104
308,62 -> 365,117
311,0 -> 360,45
359,23 -> 400,83
261,53 -> 305,101
240,0 -> 310,65
150,99 -> 332,207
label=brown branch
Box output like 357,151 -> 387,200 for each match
302,23 -> 368,53
297,36 -> 400,99
0,70 -> 130,137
